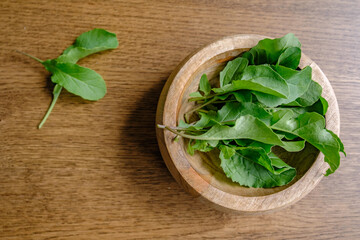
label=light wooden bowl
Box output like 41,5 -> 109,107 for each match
156,34 -> 340,213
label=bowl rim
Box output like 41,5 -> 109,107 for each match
156,34 -> 340,212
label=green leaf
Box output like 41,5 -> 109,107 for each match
232,131 -> 303,153
42,60 -> 106,101
284,80 -> 322,107
234,139 -> 248,146
189,90 -> 252,104
219,57 -> 248,87
236,147 -> 275,174
247,141 -> 273,153
281,140 -> 306,152
57,29 -> 118,63
327,130 -> 346,156
275,130 -> 298,140
187,140 -> 195,155
243,33 -> 301,65
276,47 -> 301,69
214,102 -> 271,125
213,65 -> 289,98
268,152 -> 296,174
270,111 -> 343,175
270,109 -> 298,130
297,127 -> 339,176
253,66 -> 312,107
187,140 -> 216,155
179,115 -> 283,145
306,96 -> 329,115
232,91 -> 252,102
319,96 -> 329,115
219,146 -> 296,188
218,145 -> 236,159
221,139 -> 234,146
182,102 -> 271,131
189,91 -> 203,98
221,146 -> 295,176
178,112 -> 214,130
227,139 -> 273,153
199,74 -> 211,96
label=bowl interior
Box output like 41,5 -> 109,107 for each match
176,49 -> 320,197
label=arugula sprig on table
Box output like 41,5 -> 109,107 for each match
18,28 -> 118,128
158,33 -> 346,188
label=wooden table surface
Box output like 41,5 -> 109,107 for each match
1,0 -> 359,239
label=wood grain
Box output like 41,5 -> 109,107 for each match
0,0 -> 359,239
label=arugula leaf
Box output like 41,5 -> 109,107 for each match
327,130 -> 346,156
17,28 -> 118,128
42,60 -> 106,100
175,115 -> 284,145
57,28 -> 119,63
276,47 -> 301,69
242,33 -> 301,65
188,90 -> 252,103
180,102 -> 272,132
219,145 -> 236,158
233,91 -> 252,102
297,127 -> 340,176
253,65 -> 312,107
268,152 -> 296,174
234,139 -> 249,147
227,146 -> 276,175
220,145 -> 296,176
247,141 -> 273,153
178,111 -> 217,130
187,140 -> 217,155
189,91 -> 203,98
199,74 -> 211,96
281,140 -> 306,152
219,145 -> 296,188
219,57 -> 248,87
213,65 -> 289,98
306,96 -> 329,115
270,111 -> 344,175
275,130 -> 299,140
221,139 -> 273,153
214,102 -> 271,125
217,103 -> 261,121
319,96 -> 329,115
284,80 -> 322,107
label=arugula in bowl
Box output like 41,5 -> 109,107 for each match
158,33 -> 345,188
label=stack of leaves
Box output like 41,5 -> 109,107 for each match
158,33 -> 345,188
18,28 -> 118,128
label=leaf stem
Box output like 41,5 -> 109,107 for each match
157,124 -> 208,140
174,127 -> 207,132
185,98 -> 217,116
189,93 -> 220,102
196,109 -> 209,113
157,124 -> 206,132
15,50 -> 44,63
38,84 -> 62,129
213,100 -> 238,104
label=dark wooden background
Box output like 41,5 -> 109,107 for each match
1,0 -> 359,239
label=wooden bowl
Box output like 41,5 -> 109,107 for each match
156,34 -> 340,213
